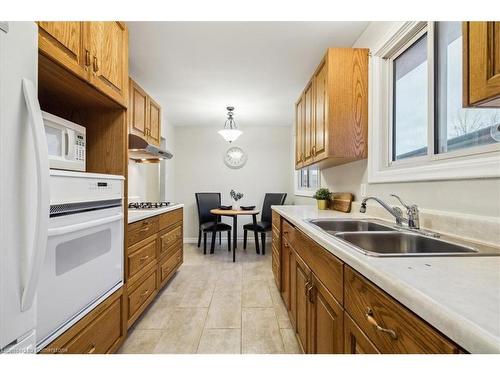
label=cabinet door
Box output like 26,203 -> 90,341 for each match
465,22 -> 500,106
38,22 -> 89,80
281,238 -> 291,310
129,79 -> 148,138
344,313 -> 380,354
294,252 -> 311,353
295,96 -> 304,169
313,59 -> 328,161
303,81 -> 314,165
88,22 -> 128,107
148,97 -> 161,146
309,274 -> 344,354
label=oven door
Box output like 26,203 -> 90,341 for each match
36,205 -> 123,350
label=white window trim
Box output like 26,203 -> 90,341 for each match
368,21 -> 500,183
294,169 -> 320,197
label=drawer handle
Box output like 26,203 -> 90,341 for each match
86,342 -> 96,354
139,227 -> 150,233
140,289 -> 150,298
283,230 -> 289,235
139,255 -> 150,262
365,308 -> 398,340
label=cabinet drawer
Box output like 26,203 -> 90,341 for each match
128,217 -> 159,246
272,211 -> 281,231
159,224 -> 182,259
127,235 -> 157,280
64,298 -> 121,354
290,229 -> 343,305
127,267 -> 157,326
282,219 -> 294,242
159,249 -> 182,286
272,226 -> 280,249
344,266 -> 460,354
159,208 -> 183,231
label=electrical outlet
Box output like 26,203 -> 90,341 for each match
360,183 -> 367,198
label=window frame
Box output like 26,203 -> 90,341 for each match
294,165 -> 320,197
368,21 -> 500,183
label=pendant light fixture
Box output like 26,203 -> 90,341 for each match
218,106 -> 242,143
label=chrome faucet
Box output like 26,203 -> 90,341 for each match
360,194 -> 420,229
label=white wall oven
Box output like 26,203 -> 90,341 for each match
36,170 -> 124,351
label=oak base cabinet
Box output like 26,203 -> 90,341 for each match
41,288 -> 125,354
273,211 -> 465,354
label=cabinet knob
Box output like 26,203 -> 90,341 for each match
85,50 -> 91,67
86,342 -> 96,354
93,56 -> 99,72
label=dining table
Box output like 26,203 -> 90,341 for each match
210,208 -> 261,262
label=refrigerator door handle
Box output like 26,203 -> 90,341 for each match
21,78 -> 50,312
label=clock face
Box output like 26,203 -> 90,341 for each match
223,146 -> 247,169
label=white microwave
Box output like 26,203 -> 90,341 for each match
42,111 -> 86,172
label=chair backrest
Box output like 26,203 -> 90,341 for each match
261,193 -> 287,223
195,192 -> 222,225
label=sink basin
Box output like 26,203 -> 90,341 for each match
308,219 -> 395,233
334,232 -> 478,257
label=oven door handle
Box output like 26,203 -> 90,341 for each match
48,213 -> 124,237
21,78 -> 50,311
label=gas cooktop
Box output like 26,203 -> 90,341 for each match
128,201 -> 171,210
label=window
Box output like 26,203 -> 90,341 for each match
392,33 -> 428,160
368,21 -> 500,183
295,166 -> 320,196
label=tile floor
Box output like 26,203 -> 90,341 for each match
118,241 -> 300,354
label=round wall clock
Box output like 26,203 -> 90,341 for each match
223,146 -> 247,169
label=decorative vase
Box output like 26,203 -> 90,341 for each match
232,201 -> 239,210
317,199 -> 328,210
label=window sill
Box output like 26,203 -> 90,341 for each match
294,189 -> 316,198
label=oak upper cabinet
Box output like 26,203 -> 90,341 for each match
88,22 -> 129,107
38,21 -> 128,107
128,78 -> 162,146
129,79 -> 148,139
303,80 -> 314,165
148,97 -> 162,146
38,22 -> 89,81
463,22 -> 500,107
308,273 -> 344,354
295,96 -> 305,169
294,48 -> 368,169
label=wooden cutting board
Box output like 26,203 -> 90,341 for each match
330,192 -> 354,213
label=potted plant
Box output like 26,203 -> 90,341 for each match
230,189 -> 244,210
313,188 -> 331,210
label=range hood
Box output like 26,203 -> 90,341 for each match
128,134 -> 173,162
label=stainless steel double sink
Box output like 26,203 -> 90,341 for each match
306,219 -> 500,257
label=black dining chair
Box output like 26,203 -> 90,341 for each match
195,192 -> 232,254
243,193 -> 287,255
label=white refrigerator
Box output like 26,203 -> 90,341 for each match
0,22 -> 50,353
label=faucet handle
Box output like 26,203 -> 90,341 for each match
390,194 -> 410,209
392,206 -> 404,226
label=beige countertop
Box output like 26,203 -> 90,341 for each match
127,203 -> 184,224
271,205 -> 500,354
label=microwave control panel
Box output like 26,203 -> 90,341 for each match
75,133 -> 85,162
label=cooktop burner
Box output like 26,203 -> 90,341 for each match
128,201 -> 171,210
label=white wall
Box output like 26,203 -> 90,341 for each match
174,125 -> 293,240
293,22 -> 500,218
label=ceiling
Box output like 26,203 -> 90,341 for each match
128,22 -> 369,128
